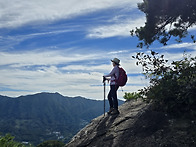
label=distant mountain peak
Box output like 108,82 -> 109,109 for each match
0,93 -> 111,145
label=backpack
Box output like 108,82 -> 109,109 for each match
116,67 -> 127,86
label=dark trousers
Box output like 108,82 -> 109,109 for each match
108,85 -> 119,109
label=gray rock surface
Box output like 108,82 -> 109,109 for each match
65,100 -> 195,147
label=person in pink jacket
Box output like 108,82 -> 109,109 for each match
103,58 -> 120,115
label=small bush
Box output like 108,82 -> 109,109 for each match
0,134 -> 25,147
123,92 -> 142,101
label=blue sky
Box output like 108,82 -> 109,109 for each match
0,0 -> 196,100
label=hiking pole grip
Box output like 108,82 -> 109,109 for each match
103,76 -> 106,83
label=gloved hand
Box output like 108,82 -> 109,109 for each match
103,76 -> 106,83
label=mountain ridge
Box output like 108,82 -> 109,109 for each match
0,92 -> 124,145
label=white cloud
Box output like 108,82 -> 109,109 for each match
0,0 -> 142,28
160,42 -> 196,60
161,42 -> 196,49
1,43 -> 195,100
87,17 -> 145,38
0,48 -> 146,100
188,25 -> 196,31
0,49 -> 98,67
2,0 -> 196,101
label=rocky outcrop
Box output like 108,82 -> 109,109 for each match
65,100 -> 195,147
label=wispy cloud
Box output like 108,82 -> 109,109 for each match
1,45 -> 195,99
86,17 -> 145,38
161,42 -> 196,49
0,29 -> 73,50
0,0 -> 142,29
3,0 -> 195,101
0,49 -> 99,67
0,48 -> 145,99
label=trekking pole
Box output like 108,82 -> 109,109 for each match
104,81 -> 106,116
103,76 -> 106,116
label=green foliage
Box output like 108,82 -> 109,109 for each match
37,140 -> 65,147
0,134 -> 25,147
134,52 -> 196,117
133,51 -> 169,79
131,0 -> 196,48
123,92 -> 142,101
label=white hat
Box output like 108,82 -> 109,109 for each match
111,58 -> 120,65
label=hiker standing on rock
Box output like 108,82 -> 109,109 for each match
103,58 -> 120,115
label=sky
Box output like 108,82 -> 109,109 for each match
0,0 -> 196,100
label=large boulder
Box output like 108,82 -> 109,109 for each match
65,100 -> 195,147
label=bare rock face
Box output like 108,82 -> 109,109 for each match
65,100 -> 195,147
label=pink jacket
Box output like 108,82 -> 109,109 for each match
104,65 -> 119,85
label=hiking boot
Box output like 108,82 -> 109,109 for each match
107,107 -> 114,115
110,109 -> 120,115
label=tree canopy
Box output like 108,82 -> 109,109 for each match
132,0 -> 196,48
129,0 -> 196,119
